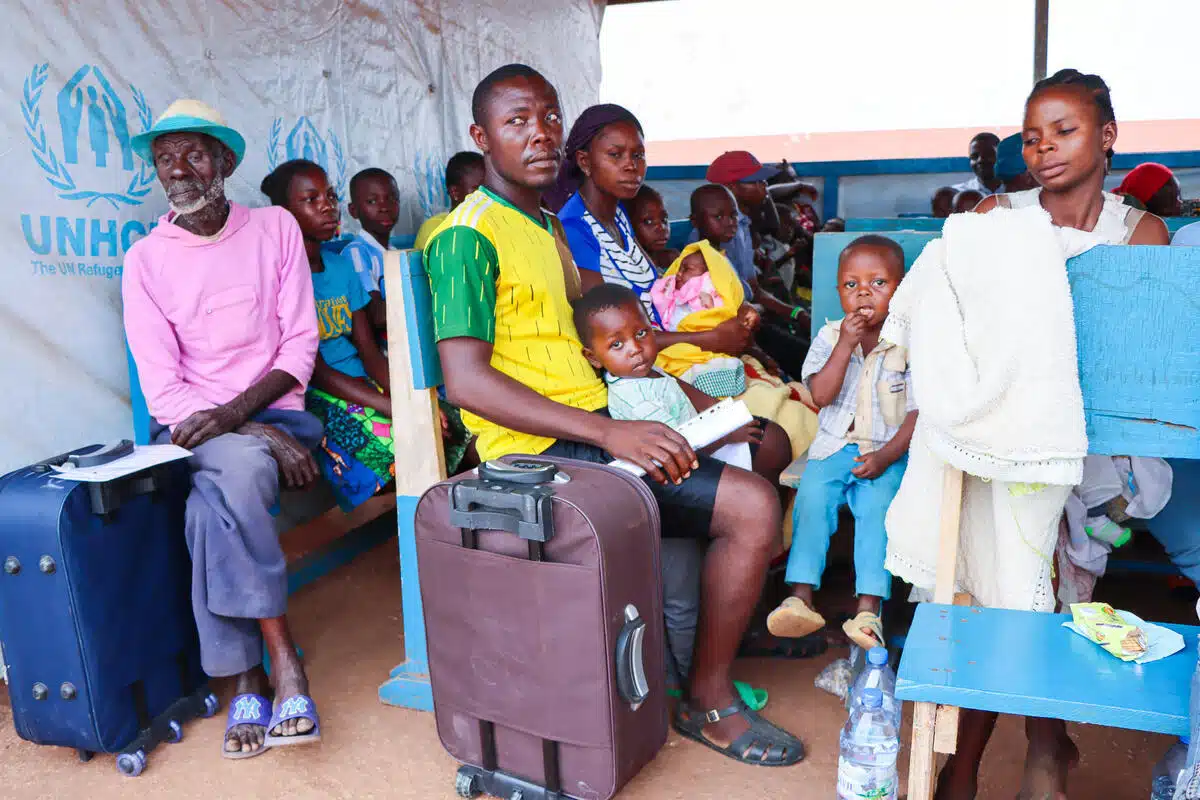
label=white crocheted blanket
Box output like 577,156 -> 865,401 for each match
881,205 -> 1093,484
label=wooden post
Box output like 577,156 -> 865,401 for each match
378,249 -> 446,711
907,465 -> 966,800
1034,0 -> 1049,83
933,466 -> 964,605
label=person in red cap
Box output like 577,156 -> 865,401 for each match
695,151 -> 804,324
1115,162 -> 1183,218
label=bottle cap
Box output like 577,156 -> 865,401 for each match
861,688 -> 883,708
867,646 -> 888,666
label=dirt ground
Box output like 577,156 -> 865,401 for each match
0,538 -> 1187,799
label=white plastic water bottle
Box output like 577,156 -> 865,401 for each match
1153,739 -> 1187,799
849,646 -> 901,727
838,688 -> 900,800
1147,743 -> 1185,796
1171,638 -> 1200,799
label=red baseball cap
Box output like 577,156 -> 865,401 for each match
706,151 -> 780,184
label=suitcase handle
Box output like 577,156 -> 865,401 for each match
448,482 -> 554,543
615,604 -> 649,710
68,439 -> 134,468
478,459 -> 558,485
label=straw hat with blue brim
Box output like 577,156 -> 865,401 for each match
131,99 -> 246,166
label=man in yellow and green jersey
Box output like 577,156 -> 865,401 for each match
424,63 -> 804,768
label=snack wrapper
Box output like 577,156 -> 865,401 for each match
1069,602 -> 1147,661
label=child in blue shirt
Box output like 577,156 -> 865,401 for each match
262,159 -> 393,510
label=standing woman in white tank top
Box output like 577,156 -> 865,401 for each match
927,69 -> 1168,800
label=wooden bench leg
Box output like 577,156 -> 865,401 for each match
934,704 -> 960,754
909,701 -> 939,800
908,465 -> 967,797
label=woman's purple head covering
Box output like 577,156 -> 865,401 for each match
544,103 -> 643,212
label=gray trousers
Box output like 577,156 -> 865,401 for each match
154,410 -> 322,678
661,538 -> 705,687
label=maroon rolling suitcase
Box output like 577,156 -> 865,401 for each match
416,456 -> 668,800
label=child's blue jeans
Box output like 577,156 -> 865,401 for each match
785,444 -> 907,599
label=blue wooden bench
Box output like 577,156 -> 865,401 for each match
812,234 -> 1200,798
899,604 -> 1199,734
844,216 -> 1197,235
376,249 -> 444,711
126,353 -> 397,597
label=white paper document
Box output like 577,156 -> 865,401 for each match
609,399 -> 754,478
51,445 -> 192,483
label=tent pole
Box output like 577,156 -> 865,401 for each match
1034,0 -> 1049,82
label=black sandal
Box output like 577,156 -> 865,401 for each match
673,698 -> 804,767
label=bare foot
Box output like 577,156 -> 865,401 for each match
934,754 -> 978,800
269,647 -> 314,739
1018,731 -> 1078,800
226,667 -> 269,756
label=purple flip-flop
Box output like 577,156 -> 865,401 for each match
223,693 -> 272,760
264,693 -> 322,748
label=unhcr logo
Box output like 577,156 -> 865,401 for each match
21,63 -> 157,208
267,117 -> 347,197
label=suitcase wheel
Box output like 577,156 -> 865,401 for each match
115,749 -> 146,778
454,766 -> 482,798
202,692 -> 220,718
76,749 -> 93,763
167,720 -> 183,744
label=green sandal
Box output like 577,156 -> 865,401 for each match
674,698 -> 804,767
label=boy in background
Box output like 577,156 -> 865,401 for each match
629,184 -> 679,270
343,167 -> 399,331
414,151 -> 485,251
953,189 -> 985,214
931,186 -> 956,218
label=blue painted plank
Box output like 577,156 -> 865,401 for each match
822,178 -> 840,225
813,235 -> 1200,458
399,250 -> 443,389
896,603 -> 1200,735
667,219 -> 693,252
286,512 -> 397,594
645,150 -> 1200,183
841,217 -> 1193,235
1071,246 -> 1200,457
811,232 -> 934,334
845,218 -> 946,233
379,495 -> 433,710
126,345 -> 152,445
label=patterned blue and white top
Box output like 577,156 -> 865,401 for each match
559,191 -> 662,327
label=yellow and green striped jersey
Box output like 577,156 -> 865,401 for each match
424,187 -> 606,460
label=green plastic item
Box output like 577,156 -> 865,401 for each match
666,680 -> 768,711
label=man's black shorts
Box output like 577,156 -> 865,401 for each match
541,409 -> 727,539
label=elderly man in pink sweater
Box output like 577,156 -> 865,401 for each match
123,100 -> 323,759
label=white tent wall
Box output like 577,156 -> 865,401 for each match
0,0 -> 604,473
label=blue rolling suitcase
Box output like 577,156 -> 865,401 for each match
0,441 -> 216,776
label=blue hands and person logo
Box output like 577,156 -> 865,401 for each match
413,154 -> 448,218
22,63 -> 157,208
268,116 -> 347,197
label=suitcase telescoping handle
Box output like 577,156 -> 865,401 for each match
67,439 -> 134,468
448,482 -> 555,543
615,604 -> 650,710
32,440 -> 160,517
